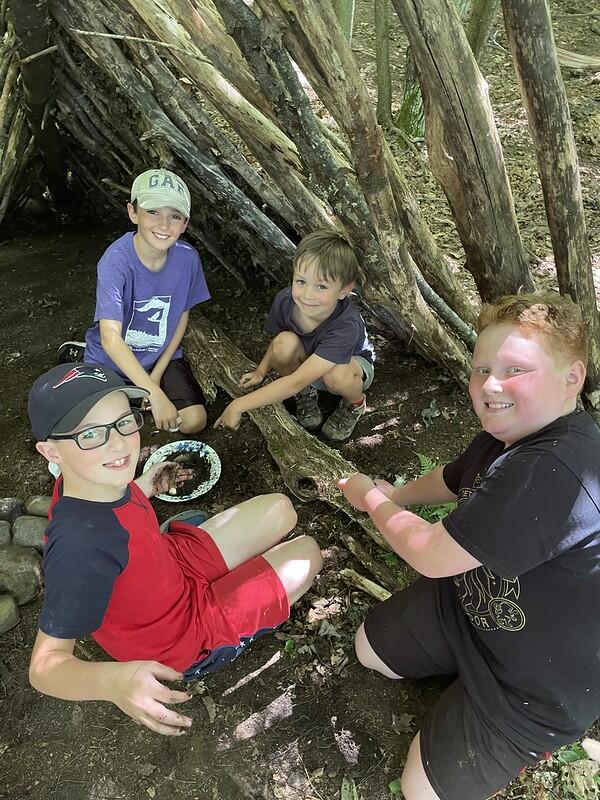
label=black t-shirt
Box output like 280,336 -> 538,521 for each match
440,409 -> 600,751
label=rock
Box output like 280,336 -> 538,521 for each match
12,516 -> 47,551
24,496 -> 52,518
0,521 -> 10,546
0,546 -> 43,605
0,594 -> 19,634
0,498 -> 24,524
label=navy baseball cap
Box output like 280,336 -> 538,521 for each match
28,363 -> 149,441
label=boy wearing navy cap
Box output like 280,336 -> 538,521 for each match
28,363 -> 322,735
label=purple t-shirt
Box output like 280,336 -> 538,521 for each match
85,232 -> 210,374
264,288 -> 375,365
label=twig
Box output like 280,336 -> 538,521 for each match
340,568 -> 391,601
18,44 -> 58,65
68,28 -> 211,63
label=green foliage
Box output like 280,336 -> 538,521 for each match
413,453 -> 456,523
556,743 -> 588,765
283,638 -> 296,657
388,777 -> 402,795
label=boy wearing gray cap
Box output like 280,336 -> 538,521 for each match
61,168 -> 209,434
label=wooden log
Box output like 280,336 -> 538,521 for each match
9,0 -> 68,203
185,315 -> 391,551
501,0 -> 600,405
51,0 -> 297,275
390,0 -> 535,302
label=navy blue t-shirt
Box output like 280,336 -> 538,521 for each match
265,287 -> 375,365
439,409 -> 600,751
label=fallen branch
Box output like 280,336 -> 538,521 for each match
185,314 -> 389,550
340,569 -> 391,601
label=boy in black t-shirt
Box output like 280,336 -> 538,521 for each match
339,293 -> 600,800
214,230 -> 375,442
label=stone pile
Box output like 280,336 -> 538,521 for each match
0,496 -> 51,635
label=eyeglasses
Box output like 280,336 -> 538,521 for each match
49,411 -> 144,451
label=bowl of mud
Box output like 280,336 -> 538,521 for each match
142,440 -> 221,502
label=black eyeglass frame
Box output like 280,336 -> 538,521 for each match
48,410 -> 145,451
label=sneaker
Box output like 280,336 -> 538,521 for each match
322,396 -> 366,442
57,340 -> 86,364
160,508 -> 209,533
295,385 -> 323,430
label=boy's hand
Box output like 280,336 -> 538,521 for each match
374,479 -> 396,501
148,391 -> 179,431
239,369 -> 265,389
109,661 -> 193,736
337,473 -> 376,512
135,462 -> 193,498
214,401 -> 243,430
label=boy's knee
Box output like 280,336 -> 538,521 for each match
271,331 -> 303,366
321,363 -> 357,394
268,492 -> 298,530
178,405 -> 207,434
299,534 -> 324,575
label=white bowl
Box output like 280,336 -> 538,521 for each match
142,440 -> 221,502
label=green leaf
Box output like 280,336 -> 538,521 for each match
388,777 -> 402,794
284,638 -> 296,655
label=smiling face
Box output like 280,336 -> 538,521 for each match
291,255 -> 353,326
469,323 -> 585,446
127,203 -> 188,266
37,392 -> 140,502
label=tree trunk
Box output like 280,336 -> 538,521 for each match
8,0 -> 68,204
501,0 -> 600,405
374,0 -> 393,126
391,0 -> 534,302
467,0 -> 500,60
332,0 -> 355,43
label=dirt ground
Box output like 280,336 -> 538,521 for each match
1,1 -> 600,798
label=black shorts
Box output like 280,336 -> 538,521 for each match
364,578 -> 542,800
159,358 -> 206,411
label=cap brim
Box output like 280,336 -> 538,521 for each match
137,196 -> 190,217
52,387 -> 149,435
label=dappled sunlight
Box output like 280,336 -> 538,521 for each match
278,557 -> 313,586
222,651 -> 282,698
218,686 -> 295,746
353,433 -> 384,447
331,715 -> 361,764
372,415 -> 404,433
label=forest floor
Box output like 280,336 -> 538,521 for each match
1,1 -> 600,798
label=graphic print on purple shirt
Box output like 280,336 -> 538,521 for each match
84,232 -> 210,374
264,287 -> 375,365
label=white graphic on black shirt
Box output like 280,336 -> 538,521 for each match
454,470 -> 526,633
124,296 -> 171,352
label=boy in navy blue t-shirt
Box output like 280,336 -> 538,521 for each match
215,230 -> 375,442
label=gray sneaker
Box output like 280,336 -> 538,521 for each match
295,386 -> 323,430
322,397 -> 366,442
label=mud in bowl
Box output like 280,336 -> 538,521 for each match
142,440 -> 221,502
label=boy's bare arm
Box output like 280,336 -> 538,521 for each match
215,353 -> 334,429
29,630 -> 192,735
149,311 -> 189,383
377,466 -> 457,507
338,474 -> 479,578
99,319 -> 178,429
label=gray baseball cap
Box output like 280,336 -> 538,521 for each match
131,168 -> 191,217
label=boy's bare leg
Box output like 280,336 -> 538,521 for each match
401,733 -> 442,800
201,493 -> 299,570
354,623 -> 404,679
322,360 -> 364,404
178,404 -> 207,434
262,535 -> 323,604
270,331 -> 307,376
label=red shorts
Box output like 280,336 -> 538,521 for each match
166,522 -> 289,680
